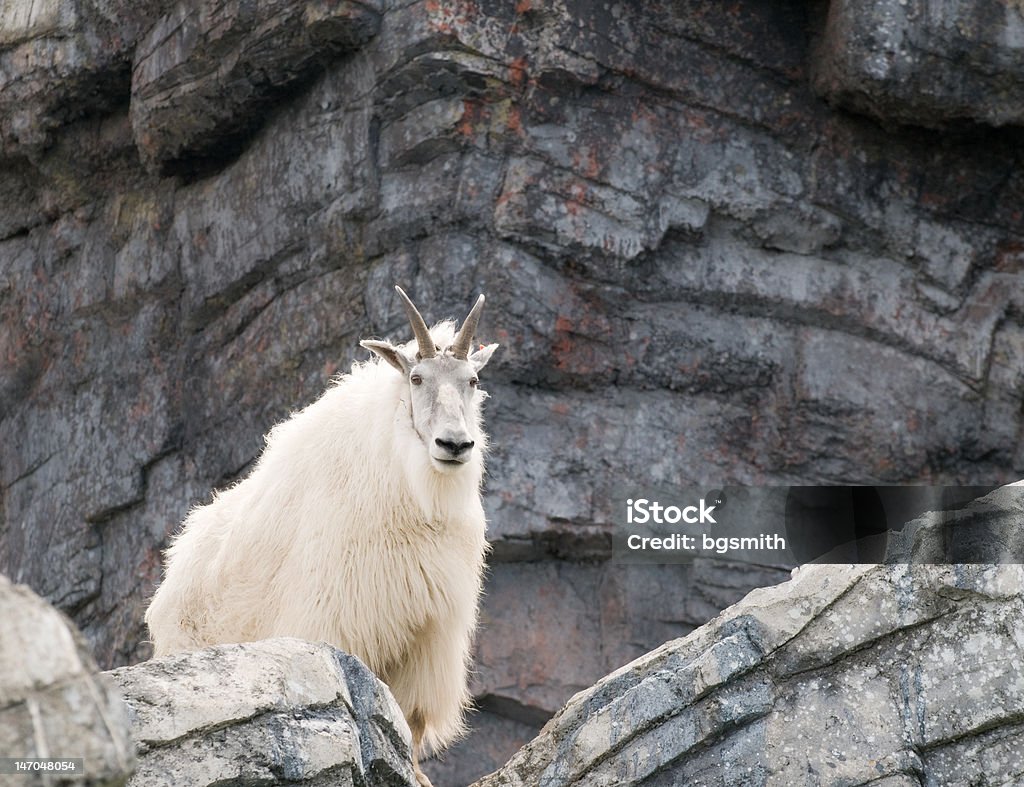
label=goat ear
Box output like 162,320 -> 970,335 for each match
361,340 -> 411,374
469,342 -> 499,372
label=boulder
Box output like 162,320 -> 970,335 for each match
0,574 -> 135,786
473,562 -> 1024,785
105,637 -> 417,787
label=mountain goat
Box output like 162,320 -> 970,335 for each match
145,286 -> 499,786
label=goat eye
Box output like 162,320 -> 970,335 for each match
410,374 -> 422,386
469,377 -> 479,387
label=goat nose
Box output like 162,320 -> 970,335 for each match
435,437 -> 475,455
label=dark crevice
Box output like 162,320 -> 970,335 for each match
917,713 -> 1024,756
156,49 -> 364,182
85,437 -> 184,528
773,607 -> 957,681
845,766 -> 925,787
130,697 -> 352,754
474,694 -> 552,728
0,224 -> 33,243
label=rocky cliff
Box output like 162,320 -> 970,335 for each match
1,0 -> 1022,784
475,561 -> 1024,787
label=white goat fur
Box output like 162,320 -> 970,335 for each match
145,320 -> 490,753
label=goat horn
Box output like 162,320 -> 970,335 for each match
395,285 -> 437,359
451,294 -> 485,360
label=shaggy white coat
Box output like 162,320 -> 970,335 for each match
145,321 -> 490,753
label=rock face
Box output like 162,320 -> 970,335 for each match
1,0 -> 1023,784
106,638 -> 417,787
0,575 -> 135,786
131,0 -> 382,172
812,0 -> 1024,128
473,562 -> 1024,786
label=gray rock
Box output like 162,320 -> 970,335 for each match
105,637 -> 416,787
473,562 -> 1024,786
811,0 -> 1024,128
422,558 -> 790,786
0,575 -> 135,786
130,0 -> 382,172
0,0 -> 163,159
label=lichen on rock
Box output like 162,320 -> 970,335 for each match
106,637 -> 418,787
473,562 -> 1024,786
